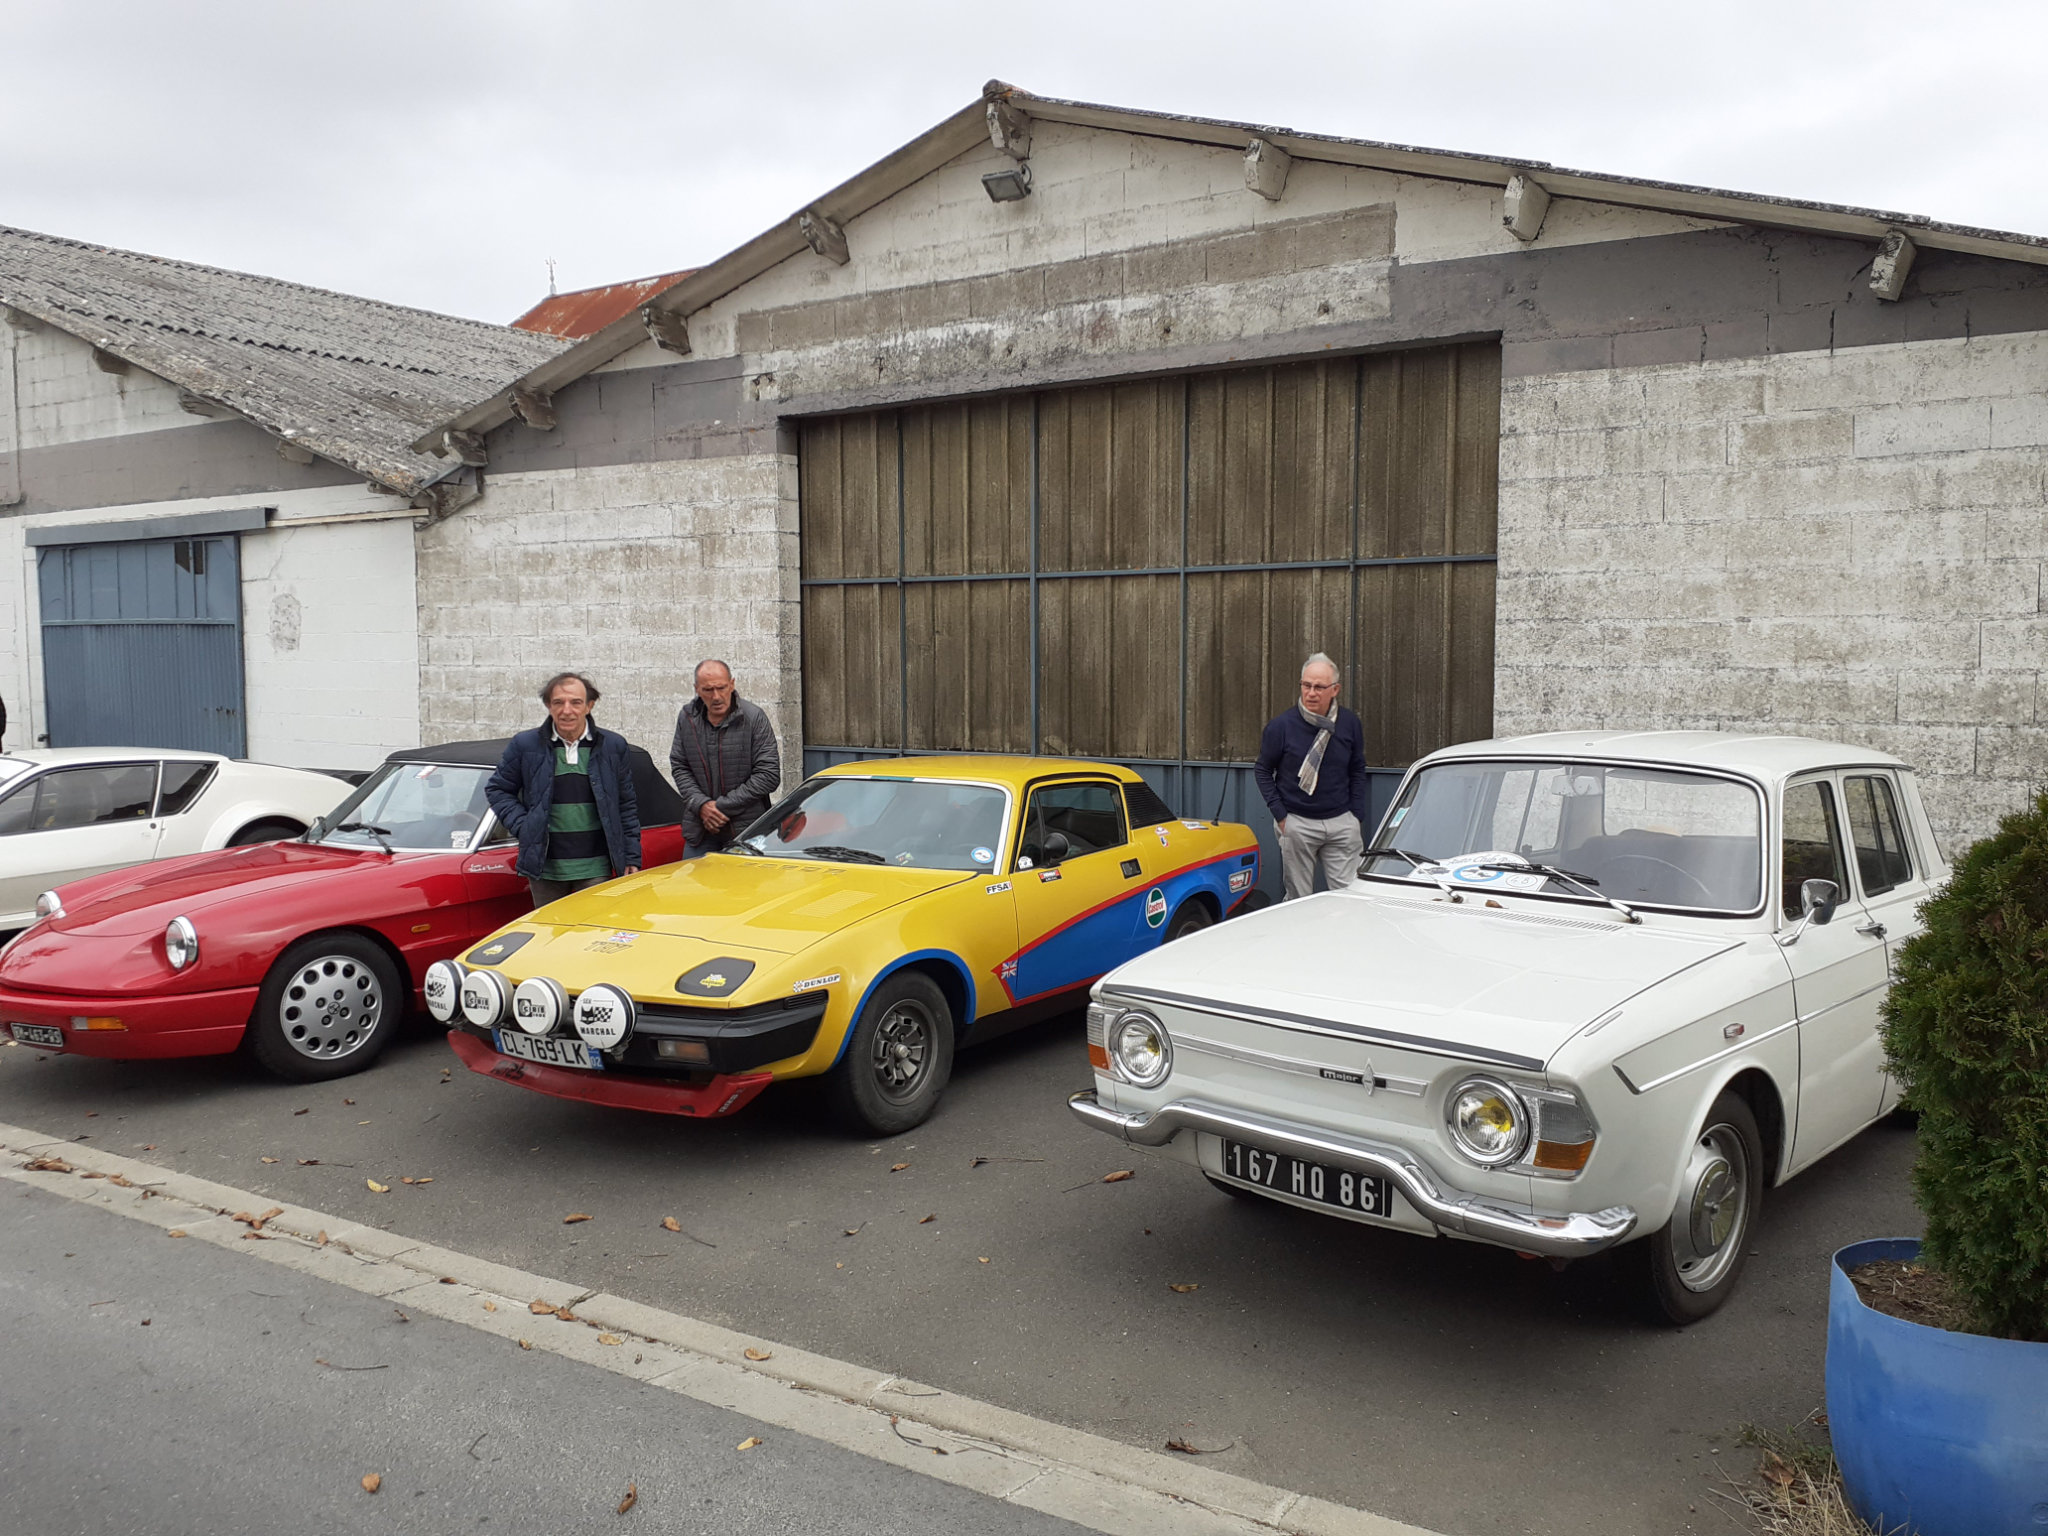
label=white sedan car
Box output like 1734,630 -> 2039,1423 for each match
0,748 -> 350,931
1071,732 -> 1945,1323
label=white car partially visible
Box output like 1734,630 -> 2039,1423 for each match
0,748 -> 350,930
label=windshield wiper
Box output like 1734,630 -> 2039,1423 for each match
335,821 -> 395,854
1470,861 -> 1639,924
804,845 -> 886,865
1365,845 -> 1466,902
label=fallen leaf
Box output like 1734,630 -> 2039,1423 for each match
143,1145 -> 156,1151
297,1158 -> 319,1166
84,1111 -> 98,1118
393,1308 -> 410,1324
357,1121 -> 371,1126
529,1300 -> 554,1314
261,1156 -> 279,1164
80,1171 -> 108,1180
918,1213 -> 936,1224
616,1482 -> 637,1515
259,1206 -> 283,1221
241,1231 -> 270,1241
166,1229 -> 187,1239
1102,1169 -> 1135,1183
844,1226 -> 862,1237
978,1257 -> 990,1264
366,1179 -> 389,1194
438,1276 -> 458,1285
1168,1283 -> 1199,1293
343,1098 -> 355,1106
890,1163 -> 909,1173
107,1174 -> 135,1189
598,1333 -> 624,1346
736,1437 -> 762,1451
140,1319 -> 151,1326
743,1347 -> 772,1361
231,1211 -> 256,1226
361,1473 -> 381,1494
660,1217 -> 681,1232
293,1108 -> 309,1116
835,1262 -> 844,1269
1763,1451 -> 1796,1489
24,1156 -> 74,1173
564,1213 -> 592,1224
315,1230 -> 329,1246
518,1339 -> 533,1350
554,1307 -> 577,1322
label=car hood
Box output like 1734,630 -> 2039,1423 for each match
32,842 -> 427,939
487,854 -> 969,960
1097,886 -> 1742,1069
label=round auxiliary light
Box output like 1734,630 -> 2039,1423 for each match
422,960 -> 465,1024
1110,1010 -> 1172,1088
1445,1076 -> 1530,1166
511,976 -> 569,1037
164,916 -> 200,970
572,984 -> 636,1051
35,891 -> 64,922
458,968 -> 510,1029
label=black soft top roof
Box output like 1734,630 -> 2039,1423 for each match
382,737 -> 686,822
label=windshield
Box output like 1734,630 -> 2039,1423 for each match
1366,760 -> 1764,913
319,762 -> 493,851
739,776 -> 1008,871
0,760 -> 33,788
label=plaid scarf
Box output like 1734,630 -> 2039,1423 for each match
1297,703 -> 1339,796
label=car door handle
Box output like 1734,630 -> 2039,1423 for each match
1855,920 -> 1887,939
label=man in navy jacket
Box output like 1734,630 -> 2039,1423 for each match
486,672 -> 642,907
1253,653 -> 1370,900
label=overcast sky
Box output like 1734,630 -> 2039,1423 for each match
7,0 -> 2043,326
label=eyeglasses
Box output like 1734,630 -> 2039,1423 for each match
1300,681 -> 1337,692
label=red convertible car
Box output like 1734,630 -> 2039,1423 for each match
0,740 -> 684,1081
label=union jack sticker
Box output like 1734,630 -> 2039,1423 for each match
998,959 -> 1019,982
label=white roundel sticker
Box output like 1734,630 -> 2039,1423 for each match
971,846 -> 994,864
1144,887 -> 1168,929
573,984 -> 635,1049
1436,852 -> 1547,894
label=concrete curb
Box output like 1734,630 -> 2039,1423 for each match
1,1120 -> 1442,1536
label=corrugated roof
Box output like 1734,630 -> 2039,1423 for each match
512,271 -> 695,340
0,224 -> 568,495
423,80 -> 2048,450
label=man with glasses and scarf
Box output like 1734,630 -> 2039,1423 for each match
1254,653 -> 1369,901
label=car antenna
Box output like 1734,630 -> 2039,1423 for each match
1210,775 -> 1228,824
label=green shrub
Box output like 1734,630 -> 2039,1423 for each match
1880,787 -> 2048,1342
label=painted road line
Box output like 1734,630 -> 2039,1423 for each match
0,1120 -> 1443,1536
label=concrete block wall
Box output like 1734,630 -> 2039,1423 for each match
10,318 -> 198,450
1496,329 -> 2048,855
415,456 -> 802,798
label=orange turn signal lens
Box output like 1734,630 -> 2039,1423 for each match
1532,1138 -> 1593,1173
72,1016 -> 126,1032
656,1039 -> 712,1065
1087,1042 -> 1111,1071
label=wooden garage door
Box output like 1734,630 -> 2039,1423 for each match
800,342 -> 1497,777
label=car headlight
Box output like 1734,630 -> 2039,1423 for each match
458,969 -> 509,1029
573,984 -> 636,1050
1445,1076 -> 1530,1166
164,916 -> 199,970
1110,1010 -> 1172,1088
422,960 -> 464,1024
35,891 -> 64,922
512,976 -> 569,1037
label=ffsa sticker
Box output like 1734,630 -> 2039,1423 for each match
1144,887 -> 1168,929
986,880 -> 1013,895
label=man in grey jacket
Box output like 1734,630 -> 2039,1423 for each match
669,659 -> 780,858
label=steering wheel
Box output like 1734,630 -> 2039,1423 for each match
1602,854 -> 1716,905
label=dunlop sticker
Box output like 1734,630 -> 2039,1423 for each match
792,973 -> 841,993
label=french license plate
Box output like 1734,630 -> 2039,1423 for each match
1220,1139 -> 1393,1218
492,1029 -> 602,1071
9,1023 -> 64,1048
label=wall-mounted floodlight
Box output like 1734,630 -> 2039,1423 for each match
982,164 -> 1033,202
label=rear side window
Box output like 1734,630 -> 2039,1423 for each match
1022,782 -> 1127,862
1781,780 -> 1848,920
158,761 -> 216,815
0,779 -> 34,836
1124,779 -> 1175,830
1843,775 -> 1913,896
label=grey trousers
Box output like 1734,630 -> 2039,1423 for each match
1279,812 -> 1364,900
526,874 -> 608,908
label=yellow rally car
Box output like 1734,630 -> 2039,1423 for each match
429,756 -> 1259,1134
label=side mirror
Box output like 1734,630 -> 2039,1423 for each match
1043,832 -> 1071,865
1801,878 -> 1841,926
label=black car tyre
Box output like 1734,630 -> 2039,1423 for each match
1164,901 -> 1214,942
1635,1089 -> 1764,1325
227,819 -> 304,846
824,970 -> 954,1136
247,932 -> 402,1082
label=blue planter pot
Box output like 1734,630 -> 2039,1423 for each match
1826,1238 -> 2048,1536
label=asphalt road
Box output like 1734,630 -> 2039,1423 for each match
0,1015 -> 1921,1536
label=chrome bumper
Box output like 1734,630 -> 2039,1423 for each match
1067,1089 -> 1638,1259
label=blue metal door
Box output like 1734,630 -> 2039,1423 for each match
38,536 -> 245,756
